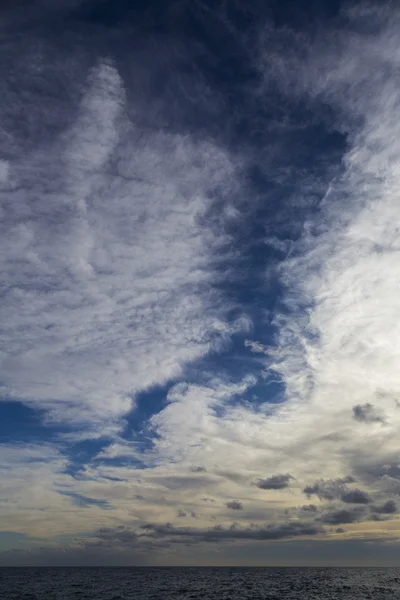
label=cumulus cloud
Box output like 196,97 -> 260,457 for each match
255,474 -> 293,490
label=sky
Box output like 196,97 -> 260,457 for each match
1,0 -> 400,566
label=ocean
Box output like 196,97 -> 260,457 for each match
0,567 -> 399,599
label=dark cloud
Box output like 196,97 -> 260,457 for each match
303,477 -> 355,501
141,520 -> 324,543
300,504 -> 318,512
226,501 -> 243,510
92,526 -> 138,547
190,466 -> 206,473
370,513 -> 384,521
255,474 -> 293,490
353,403 -> 386,424
320,508 -> 366,525
177,509 -> 186,518
373,500 -> 397,514
335,528 -> 346,533
341,489 -> 371,505
352,460 -> 400,487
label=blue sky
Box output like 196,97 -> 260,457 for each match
1,0 -> 400,566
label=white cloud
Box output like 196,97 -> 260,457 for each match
86,4 -> 400,536
244,340 -> 269,354
0,59 -> 245,435
255,3 -> 400,486
0,444 -> 76,536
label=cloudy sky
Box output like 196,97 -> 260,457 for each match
1,0 -> 400,566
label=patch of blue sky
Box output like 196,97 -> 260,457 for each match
63,438 -> 113,478
0,401 -> 70,444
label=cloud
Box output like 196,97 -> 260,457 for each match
141,520 -> 324,542
0,443 -> 106,537
144,474 -> 216,491
320,508 -> 366,525
245,2 -> 400,529
4,0 -> 400,564
145,377 -> 257,466
341,490 -> 371,505
353,404 -> 386,425
58,492 -> 113,510
255,474 -> 293,490
303,478 -> 355,502
373,500 -> 397,514
88,526 -> 139,549
244,340 -> 269,355
300,505 -> 318,513
226,501 -> 243,511
0,54 -> 246,436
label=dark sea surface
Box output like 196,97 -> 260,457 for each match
0,567 -> 399,600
